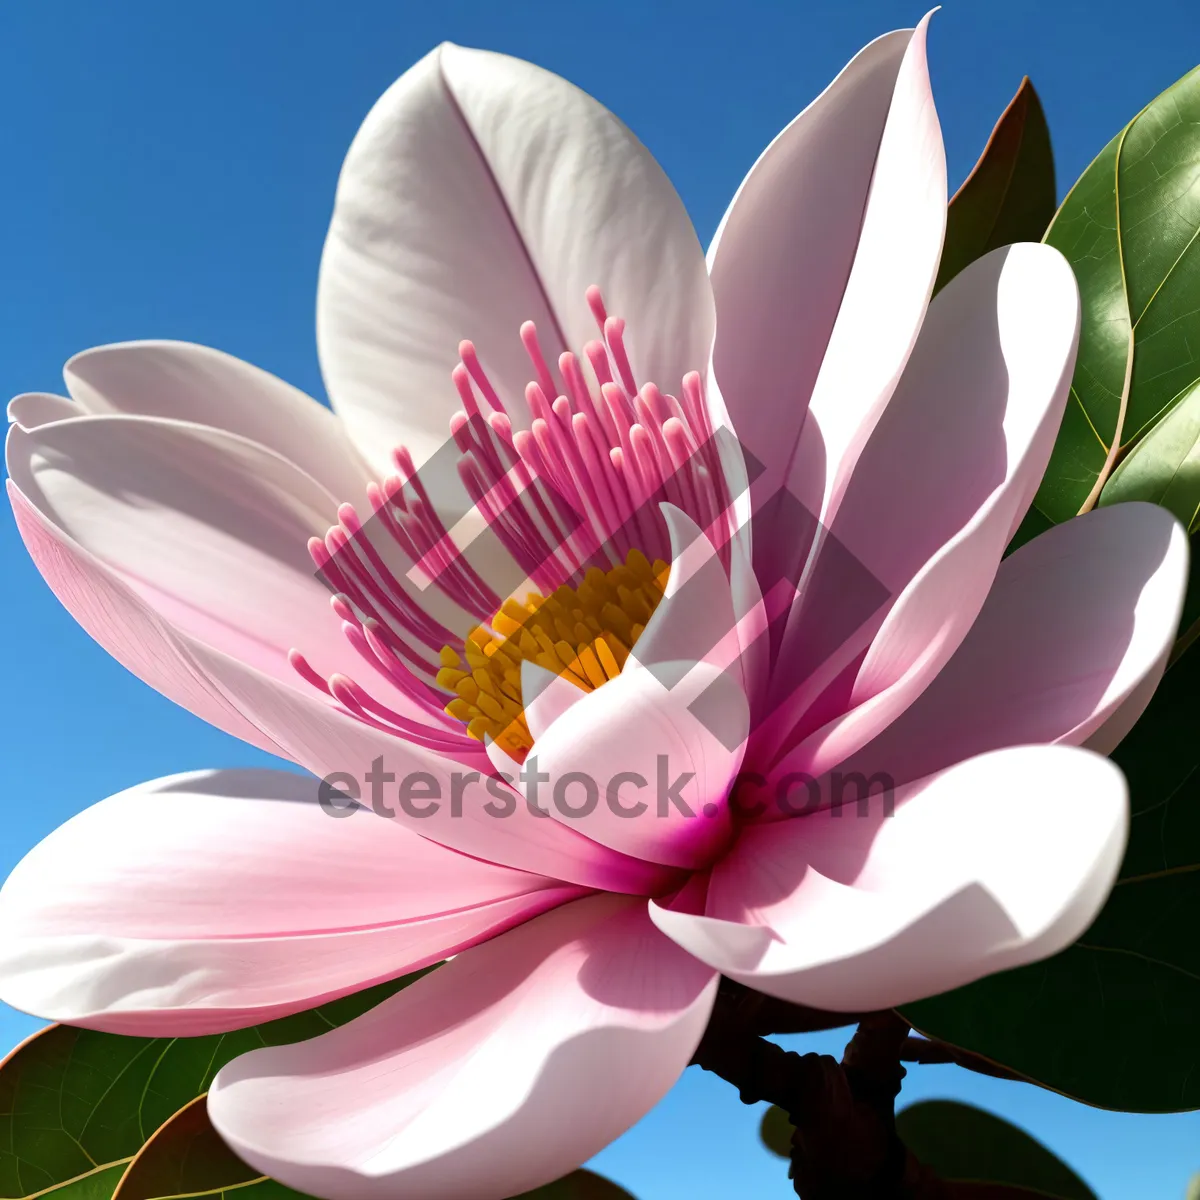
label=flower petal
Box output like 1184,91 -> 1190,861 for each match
7,479 -> 280,754
317,43 -> 712,474
833,503 -> 1188,785
630,505 -> 742,677
175,642 -> 676,895
208,894 -> 717,1200
529,661 -> 745,870
62,341 -> 373,503
0,769 -> 582,1036
708,16 -> 945,585
12,472 -> 653,891
765,242 -> 1080,773
7,393 -> 77,428
650,746 -> 1127,1011
5,414 -> 426,699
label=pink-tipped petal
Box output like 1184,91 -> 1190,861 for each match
705,28 -> 907,482
63,342 -> 372,502
317,43 -> 712,475
173,640 -> 675,895
0,769 -> 583,1035
530,660 -> 745,870
651,746 -> 1127,1011
5,415 -> 441,716
208,894 -> 717,1200
12,476 -> 635,889
7,479 -> 280,755
833,503 -> 1188,786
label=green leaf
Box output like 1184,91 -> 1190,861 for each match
1187,1170 -> 1200,1200
0,973 -> 427,1200
904,58 -> 1200,1114
896,1101 -> 1096,1200
1031,63 -> 1200,523
759,1104 -> 794,1158
1099,376 -> 1200,529
934,77 -> 1056,295
513,1169 -> 638,1198
111,1097 -> 307,1200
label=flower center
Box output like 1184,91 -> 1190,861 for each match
437,548 -> 669,760
290,285 -> 727,760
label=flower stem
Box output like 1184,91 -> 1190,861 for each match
690,980 -> 946,1198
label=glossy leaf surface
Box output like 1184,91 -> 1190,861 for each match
1100,376 -> 1200,529
0,976 -> 424,1200
1032,65 -> 1200,522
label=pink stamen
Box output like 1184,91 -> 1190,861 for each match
458,341 -> 505,414
584,340 -> 614,390
603,316 -> 638,398
452,364 -> 483,421
291,284 -> 731,749
288,648 -> 332,695
361,619 -> 448,704
559,352 -> 593,417
328,674 -> 477,753
585,284 -> 608,328
520,321 -> 558,403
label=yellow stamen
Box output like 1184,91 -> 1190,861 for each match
440,548 -> 669,760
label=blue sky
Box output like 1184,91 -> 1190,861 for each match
2,1 -> 1199,1196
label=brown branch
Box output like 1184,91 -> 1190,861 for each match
691,982 -> 946,1198
899,1036 -> 1024,1083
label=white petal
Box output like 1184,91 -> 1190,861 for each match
317,44 -> 712,474
63,342 -> 372,502
764,243 -> 1081,773
835,503 -> 1188,785
652,746 -> 1128,1011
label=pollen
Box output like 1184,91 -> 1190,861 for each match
438,548 -> 670,760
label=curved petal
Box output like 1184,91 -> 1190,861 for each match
630,506 -> 742,677
833,503 -> 1188,786
176,640 -> 676,896
764,242 -> 1081,773
521,661 -> 588,743
529,661 -> 745,870
0,769 -> 582,1036
7,479 -> 281,755
5,414 -> 439,704
12,473 -> 656,892
208,894 -> 717,1200
63,341 -> 373,503
650,746 -> 1127,1011
709,17 -> 945,586
7,392 -> 77,428
317,42 -> 713,474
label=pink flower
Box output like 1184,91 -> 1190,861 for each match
0,16 -> 1188,1200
